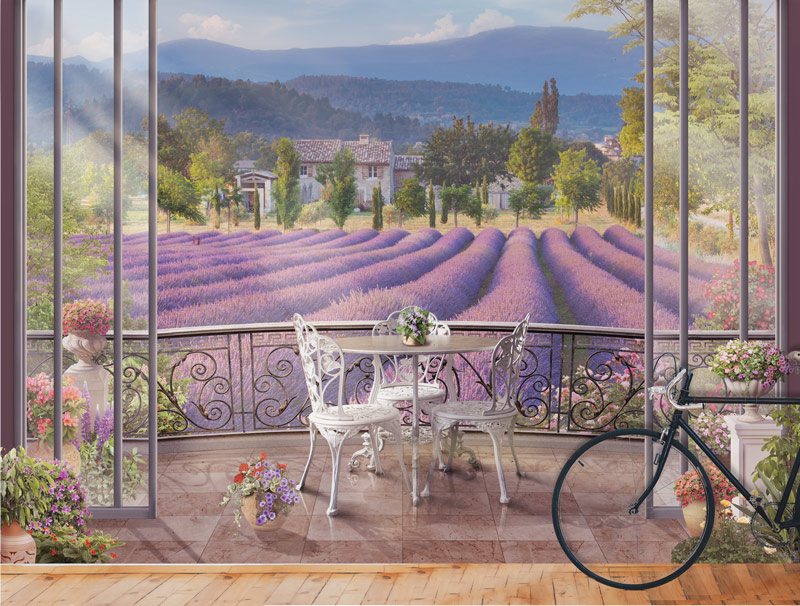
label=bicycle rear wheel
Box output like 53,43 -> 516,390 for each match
551,428 -> 715,590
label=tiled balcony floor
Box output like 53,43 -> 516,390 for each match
90,434 -> 682,564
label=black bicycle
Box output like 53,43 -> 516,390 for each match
551,368 -> 799,590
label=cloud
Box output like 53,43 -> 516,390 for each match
28,30 -> 148,61
468,9 -> 515,35
391,13 -> 461,45
179,13 -> 243,43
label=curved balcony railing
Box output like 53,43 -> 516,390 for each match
26,322 -> 775,439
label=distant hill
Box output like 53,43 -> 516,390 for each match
25,63 -> 432,145
285,75 -> 622,139
60,26 -> 640,95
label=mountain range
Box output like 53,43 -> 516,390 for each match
31,26 -> 641,96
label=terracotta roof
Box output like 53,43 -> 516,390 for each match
394,155 -> 423,171
342,139 -> 392,164
295,139 -> 343,163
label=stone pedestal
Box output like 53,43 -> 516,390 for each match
725,414 -> 782,493
64,363 -> 109,422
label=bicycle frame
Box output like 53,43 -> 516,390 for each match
630,372 -> 800,532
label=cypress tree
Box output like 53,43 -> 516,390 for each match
428,183 -> 436,228
253,187 -> 261,231
371,184 -> 383,230
482,176 -> 489,207
440,183 -> 449,224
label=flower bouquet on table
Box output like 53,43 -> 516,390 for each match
26,373 -> 86,473
220,452 -> 301,530
674,466 -> 737,538
397,307 -> 434,346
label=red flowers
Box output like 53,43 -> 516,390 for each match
90,548 -> 97,555
260,452 -> 267,461
50,549 -> 57,556
110,552 -> 117,559
278,463 -> 287,470
239,463 -> 249,473
233,473 -> 245,484
85,539 -> 91,546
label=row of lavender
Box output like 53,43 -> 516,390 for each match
78,224 -> 724,330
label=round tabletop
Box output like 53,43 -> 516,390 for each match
335,334 -> 498,355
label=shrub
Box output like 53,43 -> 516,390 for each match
671,516 -> 788,564
33,524 -> 122,563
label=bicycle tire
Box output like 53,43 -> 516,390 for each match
551,428 -> 715,590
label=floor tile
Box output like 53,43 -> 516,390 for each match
302,540 -> 402,563
402,514 -> 499,541
402,540 -> 504,563
306,514 -> 402,542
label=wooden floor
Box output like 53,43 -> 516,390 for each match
1,563 -> 798,605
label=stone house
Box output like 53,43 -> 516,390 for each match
234,170 -> 277,215
296,135 -> 394,206
393,154 -> 424,188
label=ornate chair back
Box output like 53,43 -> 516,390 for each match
372,306 -> 451,390
293,314 -> 347,418
485,315 -> 530,416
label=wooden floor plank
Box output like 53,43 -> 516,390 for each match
2,563 -> 798,605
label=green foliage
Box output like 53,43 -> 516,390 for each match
371,184 -> 384,230
619,86 -> 644,157
481,203 -> 499,224
158,165 -> 204,232
440,190 -> 449,224
531,78 -> 559,135
420,116 -> 514,187
319,149 -> 357,229
394,178 -> 427,227
0,448 -> 55,528
507,127 -> 559,185
467,183 -> 483,227
440,185 -> 472,228
603,158 -> 642,227
33,525 -> 122,563
427,183 -> 436,228
671,516 -> 788,564
272,138 -> 302,231
382,204 -> 399,227
253,187 -> 261,230
79,438 -> 145,507
299,200 -> 329,227
552,147 -> 601,224
508,183 -> 550,227
568,140 -> 608,168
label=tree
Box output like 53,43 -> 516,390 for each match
300,200 -> 329,227
188,130 -> 234,229
394,178 -> 427,227
272,138 -> 302,231
420,116 -> 514,187
552,148 -> 602,224
440,188 -> 449,224
230,183 -> 243,227
618,87 -> 644,157
507,127 -> 559,186
531,78 -> 560,135
508,183 -> 550,227
158,165 -> 204,232
427,183 -> 436,228
468,181 -> 483,227
481,176 -> 489,207
253,187 -> 261,231
440,185 -> 472,228
372,184 -> 384,230
568,141 -> 608,168
318,149 -> 357,229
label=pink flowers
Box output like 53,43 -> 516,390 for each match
62,299 -> 112,336
674,467 -> 737,507
26,373 -> 86,445
709,340 -> 793,389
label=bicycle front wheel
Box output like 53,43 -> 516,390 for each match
551,428 -> 715,590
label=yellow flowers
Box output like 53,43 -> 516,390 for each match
720,499 -> 732,508
763,546 -> 777,555
736,515 -> 751,524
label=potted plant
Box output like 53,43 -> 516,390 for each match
397,307 -> 433,346
674,466 -> 737,537
26,459 -> 90,534
0,448 -> 54,563
220,452 -> 301,530
62,299 -> 112,417
709,340 -> 792,421
26,373 -> 86,473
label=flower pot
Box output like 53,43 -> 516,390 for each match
402,335 -> 426,346
724,379 -> 771,423
63,331 -> 108,368
682,500 -> 708,538
0,522 -> 36,564
27,441 -> 81,476
240,495 -> 288,531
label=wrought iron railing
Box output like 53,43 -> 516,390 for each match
26,323 -> 774,439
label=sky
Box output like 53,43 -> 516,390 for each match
26,0 -> 618,62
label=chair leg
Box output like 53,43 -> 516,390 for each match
445,423 -> 458,472
297,422 -> 317,491
421,418 -> 441,498
507,427 -> 524,477
325,430 -> 348,516
368,425 -> 384,475
486,426 -> 510,504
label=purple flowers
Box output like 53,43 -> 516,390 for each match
28,461 -> 89,533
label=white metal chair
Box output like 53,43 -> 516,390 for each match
422,315 -> 529,504
293,313 -> 406,516
348,307 -> 453,471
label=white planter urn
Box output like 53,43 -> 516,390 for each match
63,331 -> 109,420
723,378 -> 771,423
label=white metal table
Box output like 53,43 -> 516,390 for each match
335,334 -> 497,505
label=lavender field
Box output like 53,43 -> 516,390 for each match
79,225 -> 728,329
